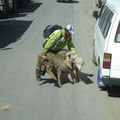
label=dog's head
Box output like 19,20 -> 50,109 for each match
74,57 -> 84,71
36,53 -> 49,80
66,51 -> 84,71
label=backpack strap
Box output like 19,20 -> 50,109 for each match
51,31 -> 63,50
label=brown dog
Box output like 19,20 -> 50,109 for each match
35,50 -> 80,87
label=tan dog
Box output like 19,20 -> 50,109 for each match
35,50 -> 79,87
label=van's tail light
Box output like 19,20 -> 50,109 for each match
103,53 -> 112,69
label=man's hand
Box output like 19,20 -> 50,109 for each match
67,50 -> 76,56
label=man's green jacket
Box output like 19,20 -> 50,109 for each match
43,29 -> 76,53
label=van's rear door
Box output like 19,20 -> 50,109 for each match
109,21 -> 120,78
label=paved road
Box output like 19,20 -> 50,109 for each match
0,0 -> 120,120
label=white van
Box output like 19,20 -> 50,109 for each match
93,0 -> 120,88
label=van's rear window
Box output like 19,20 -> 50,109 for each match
115,21 -> 120,43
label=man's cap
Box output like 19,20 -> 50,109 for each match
65,24 -> 74,34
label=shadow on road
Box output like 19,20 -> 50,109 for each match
18,1 -> 43,13
38,71 -> 94,87
0,20 -> 32,49
56,0 -> 79,3
39,78 -> 57,86
101,86 -> 120,97
79,72 -> 94,84
39,73 -> 73,87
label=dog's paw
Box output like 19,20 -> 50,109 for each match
55,83 -> 62,88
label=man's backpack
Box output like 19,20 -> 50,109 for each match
43,24 -> 63,39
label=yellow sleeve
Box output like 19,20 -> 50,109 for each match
43,30 -> 62,52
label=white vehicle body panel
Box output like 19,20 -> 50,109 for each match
93,0 -> 120,86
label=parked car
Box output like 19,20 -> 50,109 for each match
0,0 -> 17,14
95,0 -> 106,8
0,0 -> 30,17
57,0 -> 73,2
93,0 -> 120,88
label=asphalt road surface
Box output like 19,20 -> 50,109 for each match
0,0 -> 120,120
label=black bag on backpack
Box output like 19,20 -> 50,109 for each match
43,24 -> 63,39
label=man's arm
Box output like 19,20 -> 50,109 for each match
67,38 -> 76,52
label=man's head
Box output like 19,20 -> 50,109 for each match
65,24 -> 74,36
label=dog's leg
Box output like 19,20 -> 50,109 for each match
68,72 -> 74,84
70,70 -> 77,84
57,71 -> 62,88
46,67 -> 58,80
73,69 -> 79,83
47,68 -> 62,87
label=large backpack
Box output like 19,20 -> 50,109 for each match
43,24 -> 63,39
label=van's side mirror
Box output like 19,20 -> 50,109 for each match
92,11 -> 99,20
